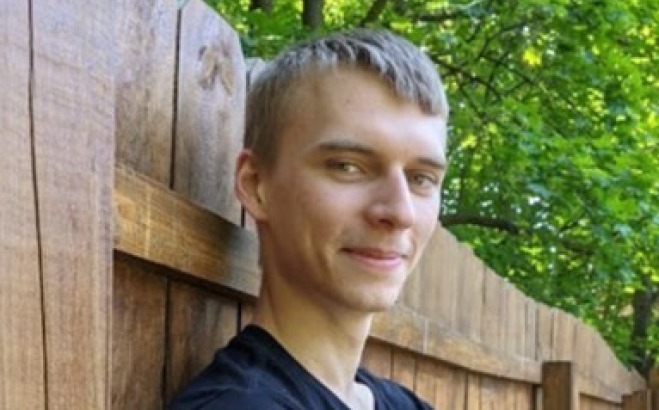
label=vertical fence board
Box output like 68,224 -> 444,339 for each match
32,0 -> 115,407
536,304 -> 554,361
403,227 -> 443,317
167,282 -> 239,401
524,297 -> 537,360
0,0 -> 46,408
481,268 -> 506,352
112,253 -> 167,410
391,349 -> 416,391
433,364 -> 466,410
414,359 -> 437,405
361,340 -> 392,378
174,0 -> 246,223
115,0 -> 178,184
504,283 -> 524,357
480,375 -> 507,410
434,232 -> 460,328
457,245 -> 484,342
552,311 -> 577,361
466,373 -> 481,410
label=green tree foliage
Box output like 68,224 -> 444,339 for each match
207,0 -> 659,375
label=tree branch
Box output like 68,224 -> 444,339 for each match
440,213 -> 522,234
360,0 -> 388,26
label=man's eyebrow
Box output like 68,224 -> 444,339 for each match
314,140 -> 376,155
417,155 -> 447,170
314,139 -> 446,169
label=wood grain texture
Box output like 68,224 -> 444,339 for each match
543,361 -> 578,410
31,0 -> 115,407
481,268 -> 506,352
465,373 -> 481,410
391,348 -> 416,391
480,375 -> 508,410
361,340 -> 392,379
433,364 -> 466,410
424,312 -> 542,384
433,230 -> 460,328
112,253 -> 167,410
114,165 -> 261,298
456,245 -> 484,342
167,281 -> 239,401
536,303 -> 555,361
621,390 -> 650,410
174,0 -> 246,223
0,1 -> 46,408
414,359 -> 437,405
552,311 -> 577,361
115,0 -> 178,184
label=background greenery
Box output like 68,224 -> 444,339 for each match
206,0 -> 659,377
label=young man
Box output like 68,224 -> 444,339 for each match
169,29 -> 449,410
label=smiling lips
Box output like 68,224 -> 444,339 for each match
343,247 -> 408,270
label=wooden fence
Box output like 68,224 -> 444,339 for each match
0,0 -> 652,408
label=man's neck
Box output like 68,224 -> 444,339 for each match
252,276 -> 375,407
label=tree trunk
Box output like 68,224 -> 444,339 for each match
302,0 -> 324,30
360,0 -> 388,26
631,285 -> 658,378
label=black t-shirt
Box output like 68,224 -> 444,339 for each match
168,325 -> 433,410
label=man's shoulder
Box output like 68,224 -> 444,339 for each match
167,326 -> 305,409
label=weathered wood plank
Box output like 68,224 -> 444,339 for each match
114,165 -> 261,297
552,311 -> 577,361
480,375 -> 507,410
433,364 -> 466,410
536,303 -> 555,361
456,245 -> 484,342
391,348 -> 416,391
115,0 -> 178,184
543,361 -> 578,410
371,303 -> 425,353
481,268 -> 506,352
424,312 -> 542,384
361,340 -> 392,379
465,373 -> 481,410
112,253 -> 167,410
433,230 -> 460,328
414,359 -> 437,405
31,0 -> 115,407
173,0 -> 246,223
0,1 -> 46,408
167,282 -> 239,401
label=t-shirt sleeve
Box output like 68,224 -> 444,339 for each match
169,388 -> 299,410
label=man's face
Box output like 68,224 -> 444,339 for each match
248,68 -> 447,314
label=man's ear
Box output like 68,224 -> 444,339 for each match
235,150 -> 268,221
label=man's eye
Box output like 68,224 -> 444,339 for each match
327,160 -> 361,174
409,173 -> 438,190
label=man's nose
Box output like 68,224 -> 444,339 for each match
365,170 -> 415,230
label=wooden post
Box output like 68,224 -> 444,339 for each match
542,361 -> 578,410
